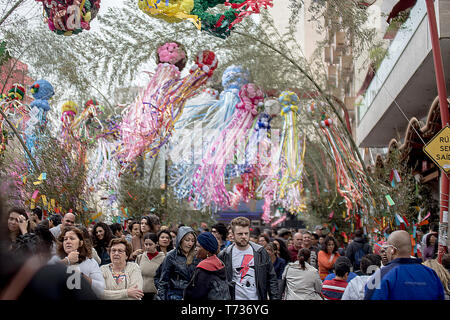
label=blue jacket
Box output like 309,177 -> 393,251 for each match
273,257 -> 286,279
324,271 -> 358,283
364,258 -> 445,300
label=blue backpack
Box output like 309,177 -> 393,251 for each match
354,246 -> 366,270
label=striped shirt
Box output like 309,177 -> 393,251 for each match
321,278 -> 348,300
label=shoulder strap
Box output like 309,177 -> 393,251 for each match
0,256 -> 45,300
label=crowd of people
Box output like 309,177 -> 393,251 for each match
1,203 -> 449,301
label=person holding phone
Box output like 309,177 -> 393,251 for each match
7,208 -> 30,246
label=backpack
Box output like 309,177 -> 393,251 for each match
354,245 -> 367,270
207,275 -> 231,300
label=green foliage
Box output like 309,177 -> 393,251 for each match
0,0 -> 381,227
117,157 -> 211,226
0,126 -> 92,223
287,0 -> 304,27
308,0 -> 377,58
0,41 -> 11,65
369,42 -> 388,71
302,139 -> 350,233
369,148 -> 439,232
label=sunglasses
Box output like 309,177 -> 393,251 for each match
381,244 -> 399,251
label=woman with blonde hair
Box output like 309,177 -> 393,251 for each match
422,259 -> 450,300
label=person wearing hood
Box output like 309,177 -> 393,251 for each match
156,226 -> 200,300
184,232 -> 231,300
345,229 -> 371,273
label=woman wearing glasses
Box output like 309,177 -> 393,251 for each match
100,238 -> 144,300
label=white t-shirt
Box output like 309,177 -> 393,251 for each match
232,246 -> 258,300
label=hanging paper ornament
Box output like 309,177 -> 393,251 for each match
117,41 -> 188,168
71,98 -> 105,145
36,0 -> 101,36
275,91 -> 307,214
168,65 -> 250,201
138,0 -> 273,39
29,79 -> 54,125
191,83 -> 264,209
245,112 -> 272,168
385,194 -> 395,206
60,100 -> 78,148
7,83 -> 26,101
117,45 -> 218,171
24,80 -> 54,164
253,98 -> 282,223
319,111 -> 371,217
389,169 -> 402,187
1,83 -> 30,154
320,118 -> 333,128
61,101 -> 77,121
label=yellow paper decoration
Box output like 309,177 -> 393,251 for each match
42,195 -> 47,206
138,0 -> 201,29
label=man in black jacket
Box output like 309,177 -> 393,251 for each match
345,229 -> 371,273
217,217 -> 280,300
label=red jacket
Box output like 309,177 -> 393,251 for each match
288,245 -> 300,262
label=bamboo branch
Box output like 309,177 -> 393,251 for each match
233,30 -> 368,177
0,0 -> 26,27
0,105 -> 40,172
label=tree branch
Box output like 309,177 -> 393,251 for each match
0,104 -> 40,172
233,30 -> 368,176
0,0 -> 26,27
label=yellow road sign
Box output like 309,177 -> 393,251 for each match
423,125 -> 450,173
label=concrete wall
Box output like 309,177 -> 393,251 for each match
267,0 -> 324,62
356,1 -> 433,147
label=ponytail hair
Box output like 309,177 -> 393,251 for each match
298,248 -> 311,270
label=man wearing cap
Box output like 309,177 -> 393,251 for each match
314,225 -> 324,237
277,228 -> 291,241
184,232 -> 230,300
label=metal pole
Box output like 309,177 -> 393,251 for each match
425,0 -> 449,262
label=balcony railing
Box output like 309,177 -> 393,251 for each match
358,1 -> 428,122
